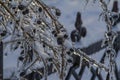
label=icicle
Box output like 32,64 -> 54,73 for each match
97,68 -> 102,75
79,56 -> 83,69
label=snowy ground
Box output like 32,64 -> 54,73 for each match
3,0 -> 120,80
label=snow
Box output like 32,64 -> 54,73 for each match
3,0 -> 120,80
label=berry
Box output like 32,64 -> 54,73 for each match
66,51 -> 71,55
70,48 -> 74,52
18,4 -> 25,10
70,30 -> 81,42
55,9 -> 61,16
33,29 -> 36,33
64,34 -> 68,39
106,50 -> 111,53
22,9 -> 29,15
67,59 -> 72,63
107,32 -> 112,36
38,7 -> 42,12
20,50 -> 24,55
81,27 -> 87,37
37,20 -> 41,24
43,44 -> 45,48
57,37 -> 63,45
48,58 -> 53,62
0,31 -> 7,37
17,42 -> 21,44
12,6 -> 16,9
18,56 -> 24,61
20,71 -> 26,77
52,30 -> 56,34
54,33 -> 57,37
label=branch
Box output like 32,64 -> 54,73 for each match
76,49 -> 109,72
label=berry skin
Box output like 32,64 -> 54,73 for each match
18,4 -> 25,10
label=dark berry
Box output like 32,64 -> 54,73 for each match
0,31 -> 7,37
67,59 -> 72,63
17,42 -> 21,44
20,50 -> 24,55
18,4 -> 25,10
106,50 -> 111,53
70,48 -> 74,52
112,1 -> 118,12
66,51 -> 71,55
18,56 -> 24,61
37,20 -> 41,24
22,9 -> 29,15
57,37 -> 63,45
33,29 -> 36,33
48,58 -> 53,62
107,32 -> 112,36
54,33 -> 57,37
38,7 -> 42,12
55,9 -> 61,16
52,30 -> 56,34
20,71 -> 26,77
64,34 -> 68,39
81,27 -> 87,37
12,6 -> 16,9
43,44 -> 45,48
75,12 -> 82,30
71,30 -> 81,42
20,46 -> 23,49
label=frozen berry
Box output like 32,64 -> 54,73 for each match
66,51 -> 71,55
107,32 -> 112,36
20,71 -> 26,77
70,48 -> 74,52
81,27 -> 87,37
22,9 -> 29,15
57,37 -> 63,45
52,30 -> 56,34
70,30 -> 81,42
55,9 -> 61,16
43,44 -> 45,48
48,58 -> 53,62
33,29 -> 36,33
67,59 -> 72,63
106,50 -> 111,53
17,42 -> 21,44
20,50 -> 24,55
0,31 -> 7,37
37,20 -> 41,24
54,33 -> 57,37
38,7 -> 42,12
18,4 -> 25,10
18,56 -> 24,61
64,34 -> 68,39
